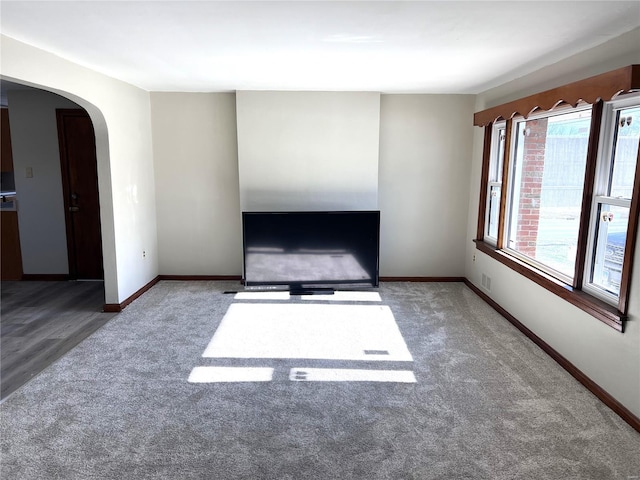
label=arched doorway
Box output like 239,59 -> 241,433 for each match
0,80 -> 115,399
0,81 -> 104,283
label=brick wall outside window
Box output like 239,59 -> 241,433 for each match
515,118 -> 547,257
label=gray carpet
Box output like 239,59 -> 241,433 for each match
1,281 -> 639,479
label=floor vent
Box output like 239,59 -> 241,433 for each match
364,350 -> 390,355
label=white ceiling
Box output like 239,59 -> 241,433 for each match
1,1 -> 639,94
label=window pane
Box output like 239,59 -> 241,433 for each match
488,184 -> 501,238
485,125 -> 505,241
492,128 -> 505,182
590,203 -> 629,295
508,109 -> 592,278
610,106 -> 640,198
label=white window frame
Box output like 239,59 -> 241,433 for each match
583,94 -> 640,305
484,121 -> 506,246
502,105 -> 593,286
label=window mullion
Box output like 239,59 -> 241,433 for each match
496,118 -> 512,249
574,100 -> 603,288
594,195 -> 631,208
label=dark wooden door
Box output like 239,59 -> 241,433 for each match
56,109 -> 103,280
1,108 -> 23,280
1,108 -> 14,172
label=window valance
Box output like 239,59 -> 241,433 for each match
473,65 -> 640,127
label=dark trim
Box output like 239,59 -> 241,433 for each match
102,275 -> 160,313
157,276 -> 459,286
477,125 -> 493,240
160,275 -> 463,284
463,278 -> 640,434
497,118 -> 512,249
474,240 -> 624,331
102,304 -> 122,313
474,65 -> 640,126
21,274 -> 71,281
380,276 -> 465,282
158,275 -> 243,281
573,100 -> 603,287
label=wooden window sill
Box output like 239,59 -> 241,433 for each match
474,240 -> 625,332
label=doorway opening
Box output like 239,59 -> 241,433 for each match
0,81 -> 111,400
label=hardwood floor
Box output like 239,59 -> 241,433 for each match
1,280 -> 117,400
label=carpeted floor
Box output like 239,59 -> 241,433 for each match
1,281 -> 639,479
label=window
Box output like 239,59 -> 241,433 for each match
484,122 -> 505,244
506,108 -> 592,281
584,100 -> 640,302
473,65 -> 640,331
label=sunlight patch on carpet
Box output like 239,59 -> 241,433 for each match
202,303 -> 413,361
300,291 -> 381,302
235,291 -> 290,300
289,367 -> 416,383
188,366 -> 274,383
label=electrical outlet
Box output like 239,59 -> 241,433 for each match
473,255 -> 476,262
143,250 -> 146,258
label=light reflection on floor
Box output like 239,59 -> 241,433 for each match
234,291 -> 382,302
234,291 -> 291,301
289,367 -> 416,383
202,304 -> 412,361
189,291 -> 415,384
189,366 -> 274,383
300,291 -> 382,302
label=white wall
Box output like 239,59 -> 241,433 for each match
379,94 -> 474,277
7,89 -> 80,274
236,91 -> 380,211
465,27 -> 640,418
150,93 -> 242,275
151,91 -> 474,279
1,35 -> 158,304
